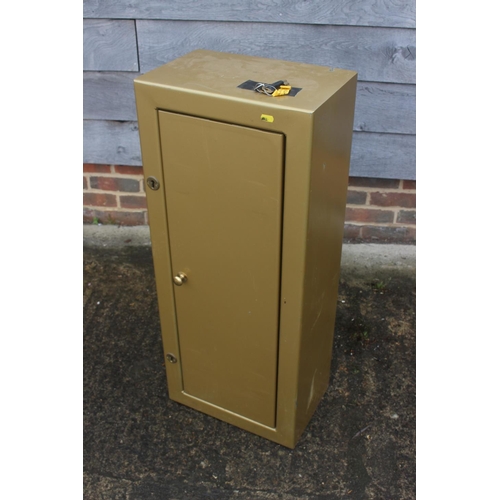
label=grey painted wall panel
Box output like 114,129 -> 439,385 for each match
83,19 -> 139,71
84,0 -> 416,28
354,82 -> 415,135
136,21 -> 415,84
84,72 -> 139,121
83,72 -> 415,135
83,120 -> 415,179
83,120 -> 142,165
351,132 -> 415,179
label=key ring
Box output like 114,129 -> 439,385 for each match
254,80 -> 289,97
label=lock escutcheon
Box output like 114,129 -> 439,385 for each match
146,176 -> 160,190
166,353 -> 177,363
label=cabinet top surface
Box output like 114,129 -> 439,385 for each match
134,50 -> 357,113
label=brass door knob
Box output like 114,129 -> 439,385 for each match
173,272 -> 188,286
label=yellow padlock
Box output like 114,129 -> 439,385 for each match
271,87 -> 291,97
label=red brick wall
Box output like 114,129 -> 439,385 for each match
345,177 -> 416,242
84,164 -> 416,243
83,164 -> 148,226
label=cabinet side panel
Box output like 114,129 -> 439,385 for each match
295,73 -> 358,439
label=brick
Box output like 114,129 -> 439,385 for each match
346,190 -> 367,205
343,224 -> 361,241
402,180 -> 416,190
370,192 -> 416,208
345,207 -> 394,224
83,163 -> 112,173
120,195 -> 147,209
83,209 -> 97,224
110,211 -> 146,226
362,225 -> 416,243
83,193 -> 117,207
83,176 -> 88,190
397,210 -> 416,224
114,165 -> 144,176
90,176 -> 140,192
348,177 -> 400,189
83,208 -> 146,226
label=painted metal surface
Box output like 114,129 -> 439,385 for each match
134,50 -> 357,447
158,111 -> 284,427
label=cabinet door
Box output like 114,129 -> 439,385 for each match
158,111 -> 284,427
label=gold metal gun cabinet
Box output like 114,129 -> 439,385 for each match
134,50 -> 357,449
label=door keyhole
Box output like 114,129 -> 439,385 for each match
147,176 -> 160,190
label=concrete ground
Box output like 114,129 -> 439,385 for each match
83,226 -> 415,499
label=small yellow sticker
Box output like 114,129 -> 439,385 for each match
260,114 -> 274,123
